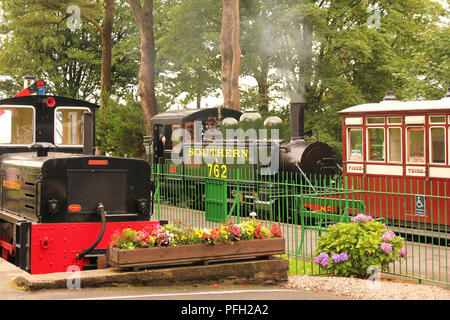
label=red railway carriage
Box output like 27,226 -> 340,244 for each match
340,90 -> 450,228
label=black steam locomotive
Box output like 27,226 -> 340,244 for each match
0,81 -> 158,274
145,101 -> 340,216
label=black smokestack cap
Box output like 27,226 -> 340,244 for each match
383,91 -> 397,101
290,100 -> 306,140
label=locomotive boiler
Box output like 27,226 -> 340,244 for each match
0,81 -> 158,274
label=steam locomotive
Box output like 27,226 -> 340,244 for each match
0,80 -> 158,274
145,101 -> 340,216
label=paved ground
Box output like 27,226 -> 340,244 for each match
0,258 -> 348,301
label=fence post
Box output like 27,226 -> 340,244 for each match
236,169 -> 241,224
156,163 -> 161,219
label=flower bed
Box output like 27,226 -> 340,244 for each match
106,219 -> 285,269
313,214 -> 407,278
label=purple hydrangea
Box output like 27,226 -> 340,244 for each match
366,216 -> 374,221
318,252 -> 329,260
339,252 -> 349,262
331,252 -> 349,263
331,253 -> 340,262
314,252 -> 330,265
380,242 -> 392,253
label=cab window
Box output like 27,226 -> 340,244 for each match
55,107 -> 90,146
0,106 -> 34,145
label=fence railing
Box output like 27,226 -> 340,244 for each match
151,164 -> 449,285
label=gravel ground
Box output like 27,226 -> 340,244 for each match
286,275 -> 450,300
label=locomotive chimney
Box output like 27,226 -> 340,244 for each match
290,100 -> 306,140
383,91 -> 397,101
445,88 -> 450,98
22,75 -> 36,89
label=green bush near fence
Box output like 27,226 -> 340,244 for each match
313,215 -> 407,278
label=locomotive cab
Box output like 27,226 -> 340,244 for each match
0,83 -> 158,274
148,107 -> 243,166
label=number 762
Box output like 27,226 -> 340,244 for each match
208,164 -> 227,179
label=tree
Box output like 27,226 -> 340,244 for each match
156,0 -> 222,110
255,0 -> 447,157
220,0 -> 241,111
0,15 -> 102,100
128,0 -> 158,135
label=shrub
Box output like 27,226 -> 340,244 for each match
313,215 -> 406,278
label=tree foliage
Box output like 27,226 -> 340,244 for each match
0,0 -> 448,157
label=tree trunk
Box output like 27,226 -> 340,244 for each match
220,0 -> 241,111
100,0 -> 114,108
128,0 -> 158,136
196,92 -> 201,109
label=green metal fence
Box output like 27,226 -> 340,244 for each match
152,164 -> 449,285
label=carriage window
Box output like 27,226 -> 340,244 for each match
367,128 -> 385,161
367,117 -> 385,125
348,128 -> 363,161
55,108 -> 90,146
407,127 -> 425,163
388,117 -> 402,124
388,128 -> 401,162
0,106 -> 34,145
430,116 -> 445,124
430,127 -> 445,164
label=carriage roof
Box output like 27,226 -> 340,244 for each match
151,107 -> 242,125
339,96 -> 450,115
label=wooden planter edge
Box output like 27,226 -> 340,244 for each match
107,237 -> 286,269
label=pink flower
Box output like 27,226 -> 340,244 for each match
381,233 -> 392,243
400,248 -> 407,257
385,231 -> 396,238
380,242 -> 392,253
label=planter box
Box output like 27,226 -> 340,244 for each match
106,238 -> 286,269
